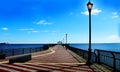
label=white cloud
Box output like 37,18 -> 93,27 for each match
19,28 -> 39,33
36,20 -> 53,25
102,35 -> 120,43
19,28 -> 33,31
32,30 -> 39,33
92,9 -> 102,15
108,35 -> 120,41
112,12 -> 119,18
81,11 -> 88,15
81,9 -> 102,15
1,27 -> 8,31
41,30 -> 57,33
91,35 -> 120,43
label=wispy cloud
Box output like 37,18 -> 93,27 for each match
107,35 -> 120,42
1,27 -> 8,31
19,28 -> 39,33
19,28 -> 33,31
19,28 -> 56,33
108,35 -> 120,40
41,30 -> 57,35
35,20 -> 53,25
81,9 -> 102,15
112,12 -> 119,18
32,30 -> 39,33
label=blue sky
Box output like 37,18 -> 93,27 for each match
0,0 -> 120,43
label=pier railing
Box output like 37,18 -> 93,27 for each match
67,46 -> 97,63
95,49 -> 120,72
0,45 -> 49,57
67,45 -> 120,72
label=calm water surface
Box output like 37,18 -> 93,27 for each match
70,43 -> 120,52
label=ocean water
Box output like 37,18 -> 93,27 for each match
69,43 -> 120,52
1,43 -> 120,52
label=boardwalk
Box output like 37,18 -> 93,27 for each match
0,45 -> 109,72
28,45 -> 79,63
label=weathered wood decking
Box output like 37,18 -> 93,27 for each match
28,45 -> 79,63
0,45 -> 112,72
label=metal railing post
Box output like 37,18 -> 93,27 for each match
111,52 -> 116,72
30,48 -> 32,53
36,48 -> 37,52
97,50 -> 100,63
23,48 -> 24,54
1,49 -> 3,54
12,49 -> 14,56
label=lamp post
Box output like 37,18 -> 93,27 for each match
65,34 -> 68,49
66,34 -> 67,44
62,38 -> 64,44
87,0 -> 93,64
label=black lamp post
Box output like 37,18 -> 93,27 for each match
87,0 -> 93,64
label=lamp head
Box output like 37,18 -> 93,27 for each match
87,1 -> 93,12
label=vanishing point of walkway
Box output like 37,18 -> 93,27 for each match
0,45 -> 108,72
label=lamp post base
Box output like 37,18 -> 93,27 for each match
86,60 -> 92,65
86,48 -> 92,65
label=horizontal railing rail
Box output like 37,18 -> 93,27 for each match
67,45 -> 120,72
0,45 -> 49,57
95,49 -> 120,72
67,46 -> 97,63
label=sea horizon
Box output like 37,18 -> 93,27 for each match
1,42 -> 120,44
0,43 -> 120,52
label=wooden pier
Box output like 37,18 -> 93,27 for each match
0,45 -> 112,72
